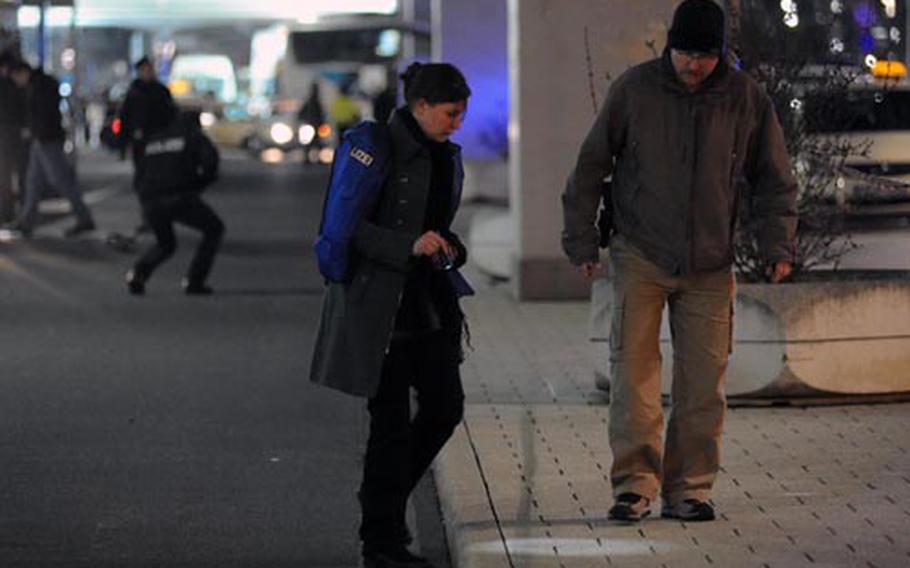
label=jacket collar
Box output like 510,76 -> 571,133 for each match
388,107 -> 461,160
659,48 -> 732,96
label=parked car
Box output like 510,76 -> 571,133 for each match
243,98 -> 336,164
201,104 -> 257,148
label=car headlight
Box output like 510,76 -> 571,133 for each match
299,123 -> 316,145
200,112 -> 217,128
270,122 -> 294,145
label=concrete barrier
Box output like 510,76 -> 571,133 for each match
590,272 -> 910,398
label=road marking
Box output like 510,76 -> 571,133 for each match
38,183 -> 124,215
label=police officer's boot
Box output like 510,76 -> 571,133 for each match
125,269 -> 146,295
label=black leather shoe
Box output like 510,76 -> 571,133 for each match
661,498 -> 716,522
608,492 -> 652,522
64,220 -> 96,238
362,547 -> 435,568
125,270 -> 145,295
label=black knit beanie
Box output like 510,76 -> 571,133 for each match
667,0 -> 725,53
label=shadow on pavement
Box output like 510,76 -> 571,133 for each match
214,287 -> 324,297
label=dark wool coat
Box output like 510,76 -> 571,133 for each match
309,109 -> 467,398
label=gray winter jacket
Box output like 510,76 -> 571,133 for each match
562,52 -> 798,275
309,109 -> 467,398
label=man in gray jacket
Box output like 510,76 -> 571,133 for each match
562,0 -> 797,522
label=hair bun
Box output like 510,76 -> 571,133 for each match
400,62 -> 423,85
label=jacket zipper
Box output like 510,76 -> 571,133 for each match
685,98 -> 697,274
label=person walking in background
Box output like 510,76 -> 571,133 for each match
10,61 -> 95,238
562,0 -> 797,523
119,56 -> 178,191
310,63 -> 472,568
298,82 -> 325,128
0,51 -> 25,226
125,110 -> 223,296
298,82 -> 326,158
370,83 -> 397,125
330,80 -> 362,138
85,94 -> 106,150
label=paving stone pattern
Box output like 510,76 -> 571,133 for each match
435,283 -> 910,568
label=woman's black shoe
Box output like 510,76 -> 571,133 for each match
183,280 -> 214,296
361,546 -> 435,568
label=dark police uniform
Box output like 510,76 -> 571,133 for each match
128,117 -> 224,294
119,77 -> 178,189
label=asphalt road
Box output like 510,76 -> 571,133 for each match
0,150 -> 450,568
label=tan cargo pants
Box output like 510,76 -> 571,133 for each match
608,235 -> 734,505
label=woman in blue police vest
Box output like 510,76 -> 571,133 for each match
310,63 -> 471,568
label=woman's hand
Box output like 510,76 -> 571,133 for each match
412,230 -> 456,259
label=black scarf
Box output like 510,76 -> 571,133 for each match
393,108 -> 461,339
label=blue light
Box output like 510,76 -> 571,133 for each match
853,2 -> 876,28
860,31 -> 876,53
452,77 -> 509,160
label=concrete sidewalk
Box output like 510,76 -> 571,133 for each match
433,277 -> 910,568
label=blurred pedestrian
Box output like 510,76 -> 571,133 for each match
119,56 -> 178,191
299,82 -> 326,160
125,110 -> 223,296
298,82 -> 325,128
330,80 -> 362,138
562,0 -> 797,523
0,51 -> 24,226
85,95 -> 106,149
10,62 -> 95,238
310,62 -> 472,568
370,83 -> 397,125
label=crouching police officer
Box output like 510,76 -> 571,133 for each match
125,110 -> 224,296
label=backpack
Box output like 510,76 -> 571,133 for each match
315,121 -> 392,282
190,129 -> 219,191
139,121 -> 219,199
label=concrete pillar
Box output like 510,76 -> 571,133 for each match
508,0 -> 678,300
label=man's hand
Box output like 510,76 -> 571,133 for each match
768,261 -> 793,284
577,261 -> 602,280
412,231 -> 455,259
